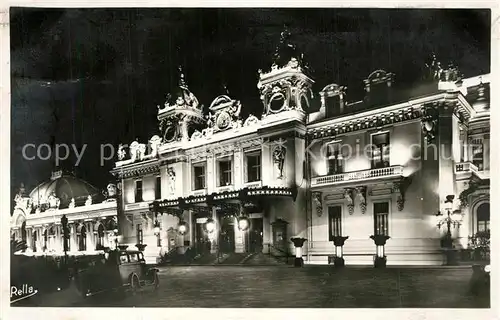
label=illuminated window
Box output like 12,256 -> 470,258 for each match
193,163 -> 206,190
218,159 -> 232,186
135,180 -> 143,203
246,153 -> 261,182
477,203 -> 490,232
371,132 -> 390,169
328,206 -> 342,240
374,202 -> 389,236
471,140 -> 484,170
326,142 -> 343,175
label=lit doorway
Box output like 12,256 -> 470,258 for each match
248,218 -> 263,253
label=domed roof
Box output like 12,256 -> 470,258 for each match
29,170 -> 101,209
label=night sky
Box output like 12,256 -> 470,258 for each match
10,8 -> 491,197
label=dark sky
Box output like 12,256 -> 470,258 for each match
10,8 -> 491,197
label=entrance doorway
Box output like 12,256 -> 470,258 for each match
248,218 -> 264,253
195,221 -> 210,254
218,215 -> 236,253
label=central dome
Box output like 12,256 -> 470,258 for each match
29,170 -> 101,210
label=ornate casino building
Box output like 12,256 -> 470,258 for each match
10,170 -> 119,256
12,30 -> 490,265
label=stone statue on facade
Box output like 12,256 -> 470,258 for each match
272,144 -> 286,179
68,198 -> 75,208
167,167 -> 176,194
47,192 -> 60,209
149,135 -> 162,157
85,195 -> 92,206
117,144 -> 126,160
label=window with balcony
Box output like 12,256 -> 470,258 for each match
477,203 -> 490,232
192,163 -> 206,190
135,180 -> 143,203
472,140 -> 484,170
246,152 -> 261,182
326,142 -> 343,175
218,159 -> 232,186
155,176 -> 162,200
328,206 -> 342,240
136,224 -> 143,244
371,132 -> 390,169
373,202 -> 389,236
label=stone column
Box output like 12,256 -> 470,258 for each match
26,228 -> 33,250
86,221 -> 94,251
55,224 -> 62,252
207,152 -> 215,194
69,224 -> 77,252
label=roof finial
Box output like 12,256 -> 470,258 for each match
178,65 -> 187,88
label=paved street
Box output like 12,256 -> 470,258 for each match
69,264 -> 489,308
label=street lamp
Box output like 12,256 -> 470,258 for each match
178,221 -> 188,235
435,195 -> 463,265
153,220 -> 161,236
204,218 -> 216,234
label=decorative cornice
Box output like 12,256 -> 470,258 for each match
308,106 -> 421,139
112,162 -> 160,179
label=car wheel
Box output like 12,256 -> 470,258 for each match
130,274 -> 140,295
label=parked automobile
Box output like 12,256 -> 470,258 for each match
75,249 -> 159,298
469,263 -> 490,297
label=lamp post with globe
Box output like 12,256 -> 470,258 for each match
435,195 -> 463,265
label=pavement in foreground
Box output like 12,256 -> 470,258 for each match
60,263 -> 489,308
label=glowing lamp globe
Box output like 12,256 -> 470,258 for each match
205,219 -> 216,233
238,217 -> 249,231
154,226 -> 160,235
451,210 -> 463,222
178,222 -> 188,235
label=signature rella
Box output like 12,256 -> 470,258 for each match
11,284 -> 38,302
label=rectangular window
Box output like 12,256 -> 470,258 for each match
193,163 -> 206,190
471,140 -> 484,171
155,176 -> 162,200
136,224 -> 143,244
328,206 -> 342,240
135,180 -> 143,203
371,132 -> 390,169
326,142 -> 343,175
246,153 -> 261,182
218,159 -> 232,186
373,202 -> 389,236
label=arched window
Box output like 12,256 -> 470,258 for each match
32,230 -> 37,252
21,221 -> 27,243
477,203 -> 490,232
78,225 -> 87,251
96,224 -> 105,250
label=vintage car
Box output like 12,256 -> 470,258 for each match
469,263 -> 490,297
74,249 -> 159,298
